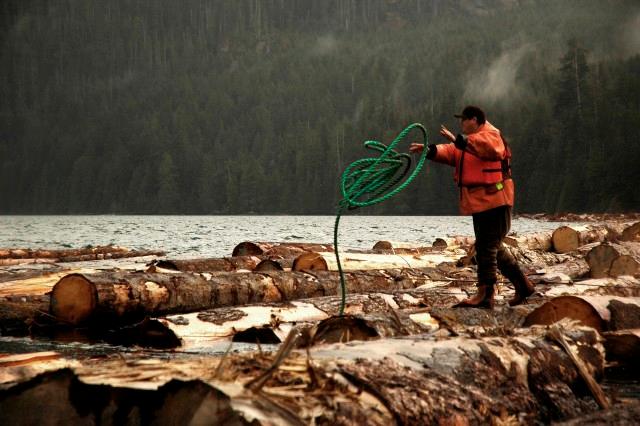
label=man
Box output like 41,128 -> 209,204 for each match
409,105 -> 534,308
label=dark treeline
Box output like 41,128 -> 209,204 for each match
1,0 -> 639,214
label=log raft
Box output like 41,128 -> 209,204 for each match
0,326 -> 607,425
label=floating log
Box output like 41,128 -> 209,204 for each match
504,230 -> 553,251
0,295 -> 50,335
291,250 -> 464,272
49,268 -> 448,325
585,242 -> 640,278
523,295 -> 640,331
0,326 -> 606,425
147,256 -> 262,273
0,246 -> 164,264
231,241 -> 333,257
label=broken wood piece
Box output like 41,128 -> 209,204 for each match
547,323 -> 610,409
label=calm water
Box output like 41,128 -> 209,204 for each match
0,215 -> 572,258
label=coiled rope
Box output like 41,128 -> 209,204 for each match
334,123 -> 428,315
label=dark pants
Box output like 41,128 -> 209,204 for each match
472,205 -> 521,286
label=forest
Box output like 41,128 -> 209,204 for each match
1,0 -> 639,214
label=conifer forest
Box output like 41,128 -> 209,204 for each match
1,0 -> 639,214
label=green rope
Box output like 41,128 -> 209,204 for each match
334,123 -> 428,315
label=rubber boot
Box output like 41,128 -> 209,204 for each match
503,267 -> 536,306
453,284 -> 495,309
508,276 -> 535,306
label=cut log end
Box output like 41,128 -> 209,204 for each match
373,241 -> 393,250
253,259 -> 284,271
609,255 -> 640,277
552,226 -> 580,254
232,242 -> 263,257
523,296 -> 605,331
292,252 -> 328,271
50,274 -> 97,325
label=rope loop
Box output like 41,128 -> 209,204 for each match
334,123 -> 429,315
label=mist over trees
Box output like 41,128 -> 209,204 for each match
1,0 -> 639,214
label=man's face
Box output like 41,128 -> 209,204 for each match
460,117 -> 480,134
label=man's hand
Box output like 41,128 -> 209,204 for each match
440,125 -> 456,143
409,142 -> 424,153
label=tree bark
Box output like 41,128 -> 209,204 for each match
49,268 -> 448,325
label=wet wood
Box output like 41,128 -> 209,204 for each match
49,268 -> 448,325
586,242 -> 640,278
524,295 -> 640,331
147,256 -> 261,273
0,295 -> 50,335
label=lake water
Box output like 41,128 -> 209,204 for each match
0,215 -> 574,258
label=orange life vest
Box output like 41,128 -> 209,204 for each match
457,142 -> 511,188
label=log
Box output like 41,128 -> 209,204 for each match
0,295 -> 50,335
530,258 -> 590,284
159,288 -> 450,350
0,246 -> 164,263
147,256 -> 262,273
621,221 -> 640,241
524,295 -> 640,331
586,242 -> 640,278
431,235 -> 475,249
49,268 -> 448,325
291,250 -> 464,272
0,326 -> 607,425
504,230 -> 553,251
551,224 -> 626,254
602,329 -> 640,363
232,241 -> 333,257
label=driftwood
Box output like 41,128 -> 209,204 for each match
0,326 -> 607,425
49,268 -> 448,325
524,295 -> 640,332
585,241 -> 640,278
147,256 -> 263,273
